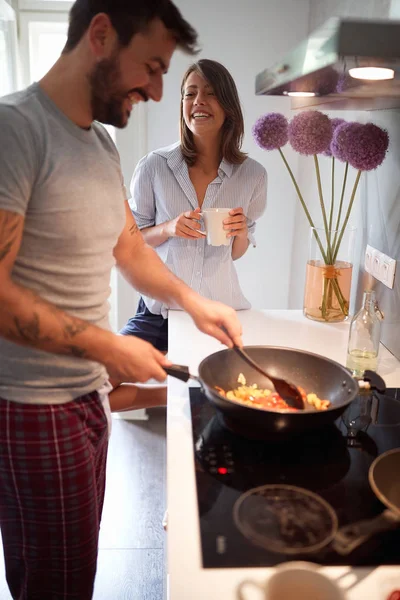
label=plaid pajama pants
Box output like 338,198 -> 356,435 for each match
0,391 -> 109,600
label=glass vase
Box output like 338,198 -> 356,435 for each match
303,227 -> 356,323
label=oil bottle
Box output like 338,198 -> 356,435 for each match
346,290 -> 383,377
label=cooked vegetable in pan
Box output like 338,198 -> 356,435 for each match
215,374 -> 331,412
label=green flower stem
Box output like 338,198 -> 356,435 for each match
328,157 -> 335,236
331,277 -> 348,311
332,161 -> 349,255
333,169 -> 361,263
314,159 -> 348,322
314,155 -> 333,263
322,267 -> 348,317
325,280 -> 344,317
327,278 -> 335,312
278,148 -> 327,263
279,149 -> 347,318
323,277 -> 349,318
321,276 -> 329,319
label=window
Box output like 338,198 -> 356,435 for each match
27,19 -> 68,81
0,0 -> 18,95
19,1 -> 73,11
19,11 -> 68,85
19,11 -> 117,143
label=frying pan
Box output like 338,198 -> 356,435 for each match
166,346 -> 385,438
232,448 -> 400,556
332,447 -> 400,555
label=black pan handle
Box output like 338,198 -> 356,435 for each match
359,370 -> 386,394
332,509 -> 399,555
164,364 -> 192,383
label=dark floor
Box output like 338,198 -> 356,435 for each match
0,408 -> 167,600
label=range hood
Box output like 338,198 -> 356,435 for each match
255,18 -> 400,110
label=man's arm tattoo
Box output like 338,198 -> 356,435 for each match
12,313 -> 51,343
67,345 -> 88,358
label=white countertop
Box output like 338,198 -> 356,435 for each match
166,310 -> 400,600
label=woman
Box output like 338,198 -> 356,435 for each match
110,59 -> 267,412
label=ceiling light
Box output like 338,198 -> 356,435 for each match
349,67 -> 395,81
284,91 -> 317,97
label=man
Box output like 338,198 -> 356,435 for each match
0,1 -> 242,598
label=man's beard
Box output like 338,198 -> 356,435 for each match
89,53 -> 131,128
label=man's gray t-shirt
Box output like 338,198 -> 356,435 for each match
0,83 -> 126,404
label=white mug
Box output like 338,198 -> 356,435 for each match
200,208 -> 231,246
237,562 -> 345,600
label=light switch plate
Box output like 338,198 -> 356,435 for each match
365,244 -> 397,289
381,256 -> 396,288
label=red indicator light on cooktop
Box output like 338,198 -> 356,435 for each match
217,467 -> 228,475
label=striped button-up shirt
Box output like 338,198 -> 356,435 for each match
129,142 -> 267,318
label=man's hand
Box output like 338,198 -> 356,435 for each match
184,296 -> 243,348
106,335 -> 171,383
223,207 -> 248,239
165,207 -> 205,240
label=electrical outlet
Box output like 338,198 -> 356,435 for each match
364,244 -> 397,289
380,257 -> 396,288
372,253 -> 381,278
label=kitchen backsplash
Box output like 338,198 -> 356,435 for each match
355,110 -> 400,360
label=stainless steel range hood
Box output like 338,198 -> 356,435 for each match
255,18 -> 400,110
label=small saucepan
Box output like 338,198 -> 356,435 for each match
166,346 -> 385,438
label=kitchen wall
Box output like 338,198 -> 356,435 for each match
287,0 -> 400,360
116,0 -> 311,328
356,111 -> 400,362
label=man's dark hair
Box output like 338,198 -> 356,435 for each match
64,0 -> 198,54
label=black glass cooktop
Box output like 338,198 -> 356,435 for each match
190,387 -> 400,568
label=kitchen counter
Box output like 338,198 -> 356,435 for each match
166,310 -> 400,600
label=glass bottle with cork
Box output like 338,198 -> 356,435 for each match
346,289 -> 384,377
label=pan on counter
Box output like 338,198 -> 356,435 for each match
332,447 -> 400,555
232,447 -> 400,556
165,346 -> 385,438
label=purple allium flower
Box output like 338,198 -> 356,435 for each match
288,111 -> 332,155
332,122 -> 389,170
331,122 -> 359,162
335,73 -> 354,94
252,113 -> 288,151
323,118 -> 346,157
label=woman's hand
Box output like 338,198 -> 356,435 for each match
165,207 -> 205,240
223,207 -> 248,239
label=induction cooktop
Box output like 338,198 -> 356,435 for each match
189,387 -> 400,568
